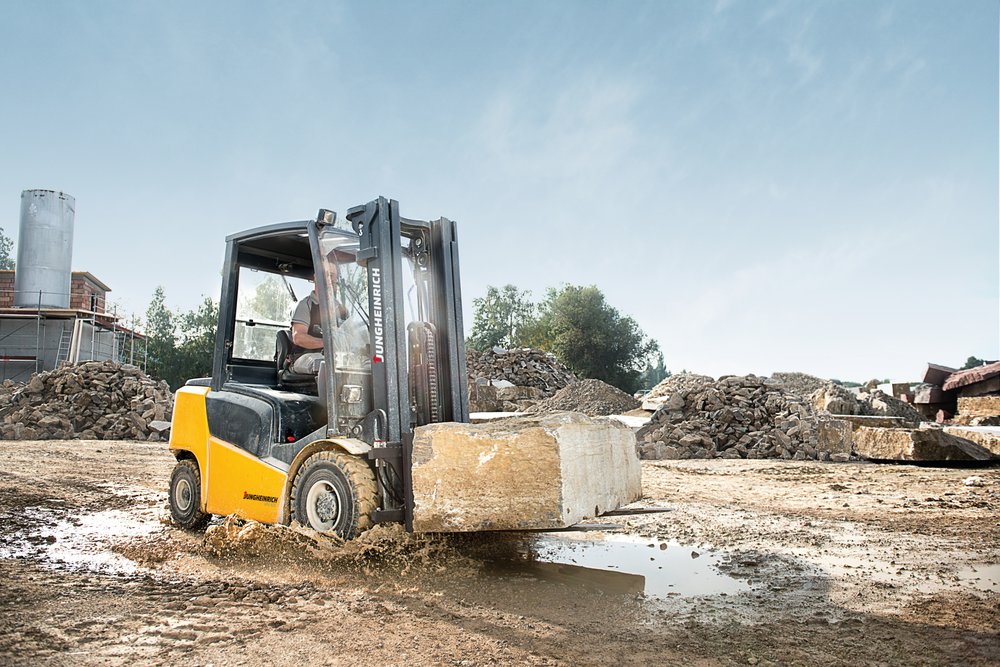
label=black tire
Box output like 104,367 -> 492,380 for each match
169,459 -> 210,530
290,450 -> 378,540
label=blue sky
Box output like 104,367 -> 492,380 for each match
1,1 -> 996,381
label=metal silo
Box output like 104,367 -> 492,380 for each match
13,189 -> 75,308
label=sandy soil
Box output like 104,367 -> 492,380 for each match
0,439 -> 997,666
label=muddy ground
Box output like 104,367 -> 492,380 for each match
0,439 -> 997,666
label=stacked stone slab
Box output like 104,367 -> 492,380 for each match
525,379 -> 640,417
0,361 -> 173,441
636,374 -> 849,461
952,396 -> 1000,426
467,347 -> 577,396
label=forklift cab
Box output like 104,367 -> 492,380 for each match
167,197 -> 468,538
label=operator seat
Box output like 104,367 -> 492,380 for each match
275,329 -> 319,394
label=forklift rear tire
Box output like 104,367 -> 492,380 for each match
169,459 -> 210,530
291,450 -> 377,540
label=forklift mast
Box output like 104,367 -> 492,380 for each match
321,197 -> 468,528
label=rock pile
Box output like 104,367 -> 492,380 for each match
770,372 -> 828,398
466,348 -> 576,397
859,389 -> 924,424
0,361 -> 174,441
645,372 -> 715,399
810,383 -> 924,425
525,379 -> 640,417
636,374 -> 846,461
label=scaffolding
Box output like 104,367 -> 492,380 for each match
0,286 -> 148,383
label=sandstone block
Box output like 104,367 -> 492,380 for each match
411,413 -> 642,532
957,396 -> 1000,419
942,427 -> 1000,458
837,415 -> 906,430
815,417 -> 852,461
853,427 -> 992,462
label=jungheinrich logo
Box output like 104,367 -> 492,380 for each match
243,491 -> 278,504
371,267 -> 384,363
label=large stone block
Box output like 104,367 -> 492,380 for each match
410,412 -> 642,533
815,417 -> 852,461
957,396 -> 1000,419
837,415 -> 907,430
942,426 -> 1000,458
853,427 -> 992,462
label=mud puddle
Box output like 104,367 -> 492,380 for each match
471,532 -> 750,598
0,505 -> 163,575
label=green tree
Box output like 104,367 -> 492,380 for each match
0,227 -> 14,270
144,288 -> 219,389
145,286 -> 176,384
173,296 -> 218,387
526,285 -> 659,394
246,275 -> 293,322
467,284 -> 536,351
960,356 -> 986,370
640,351 -> 670,391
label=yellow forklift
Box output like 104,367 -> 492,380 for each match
167,197 -> 467,539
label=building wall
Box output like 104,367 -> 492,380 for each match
69,275 -> 107,313
0,273 -> 13,308
0,271 -> 108,312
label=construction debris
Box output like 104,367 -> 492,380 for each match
635,374 -> 849,461
466,347 -> 576,398
0,361 -> 173,441
524,378 -> 639,417
853,426 -> 993,462
410,412 -> 642,532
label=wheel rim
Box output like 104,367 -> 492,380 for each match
173,477 -> 193,513
305,480 -> 343,532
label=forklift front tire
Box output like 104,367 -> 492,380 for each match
169,459 -> 210,531
291,451 -> 377,540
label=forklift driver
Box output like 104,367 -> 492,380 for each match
289,263 -> 348,375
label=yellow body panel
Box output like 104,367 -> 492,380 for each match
169,386 -> 293,524
168,386 -> 211,503
205,437 -> 288,523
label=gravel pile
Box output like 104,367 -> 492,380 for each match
645,372 -> 715,400
0,361 -> 174,441
466,347 -> 576,397
770,372 -> 828,398
636,374 -> 846,461
525,379 -> 640,417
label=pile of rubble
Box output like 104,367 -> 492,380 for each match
636,374 -> 847,461
0,361 -> 173,441
811,383 -> 924,425
525,379 -> 640,417
770,372 -> 828,398
466,347 -> 576,397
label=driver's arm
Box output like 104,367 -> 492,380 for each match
291,322 -> 323,350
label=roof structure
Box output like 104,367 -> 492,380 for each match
942,361 -> 1000,392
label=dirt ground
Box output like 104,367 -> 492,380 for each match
0,439 -> 997,666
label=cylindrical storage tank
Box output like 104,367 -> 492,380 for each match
13,189 -> 75,308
